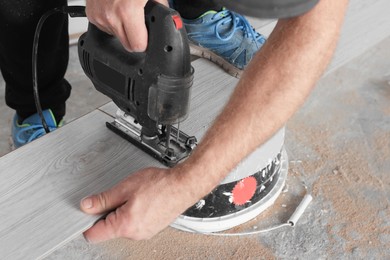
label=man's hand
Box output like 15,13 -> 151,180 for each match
85,0 -> 168,52
80,166 -> 196,242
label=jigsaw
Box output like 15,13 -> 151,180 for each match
78,1 -> 196,167
76,0 -> 319,167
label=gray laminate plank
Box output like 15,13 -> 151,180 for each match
327,0 -> 390,74
0,110 -> 161,259
0,53 -> 239,260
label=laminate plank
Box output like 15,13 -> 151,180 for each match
327,0 -> 390,74
0,110 -> 161,259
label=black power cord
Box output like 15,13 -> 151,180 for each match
32,6 -> 86,133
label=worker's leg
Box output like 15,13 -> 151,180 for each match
172,0 -> 266,78
0,0 -> 70,147
0,0 -> 70,123
172,0 -> 223,19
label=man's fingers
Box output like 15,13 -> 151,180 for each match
85,0 -> 147,52
121,7 -> 148,52
80,185 -> 127,214
106,18 -> 133,52
123,22 -> 148,52
84,203 -> 147,243
83,209 -> 122,243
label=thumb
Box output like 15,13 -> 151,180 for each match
80,186 -> 126,214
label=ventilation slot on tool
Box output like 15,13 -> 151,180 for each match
82,50 -> 92,77
128,78 -> 135,101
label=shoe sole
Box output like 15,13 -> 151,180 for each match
189,44 -> 243,79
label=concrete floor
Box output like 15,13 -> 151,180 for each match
1,36 -> 389,259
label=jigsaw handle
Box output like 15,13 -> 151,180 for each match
78,1 -> 193,134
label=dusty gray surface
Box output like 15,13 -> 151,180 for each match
1,37 -> 389,259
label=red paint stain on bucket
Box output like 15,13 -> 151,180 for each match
232,176 -> 257,206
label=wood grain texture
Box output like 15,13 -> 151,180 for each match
326,0 -> 390,75
0,111 -> 160,259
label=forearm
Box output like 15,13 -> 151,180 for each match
177,0 -> 349,199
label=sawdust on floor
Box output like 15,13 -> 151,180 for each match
101,228 -> 276,259
288,113 -> 390,258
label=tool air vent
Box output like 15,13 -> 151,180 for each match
82,50 -> 92,77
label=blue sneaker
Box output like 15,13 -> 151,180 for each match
12,109 -> 62,148
183,9 -> 266,78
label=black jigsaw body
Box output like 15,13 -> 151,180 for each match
78,1 -> 196,167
